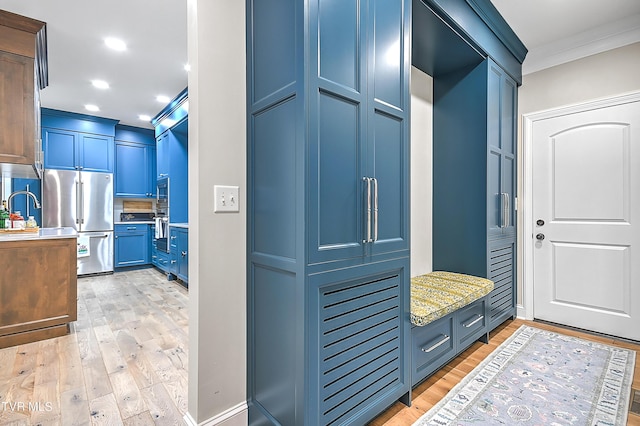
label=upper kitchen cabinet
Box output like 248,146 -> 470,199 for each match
0,10 -> 48,179
41,109 -> 117,173
114,125 -> 156,198
248,0 -> 411,424
152,89 -> 188,224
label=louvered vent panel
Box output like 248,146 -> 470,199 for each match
319,275 -> 402,426
488,244 -> 514,322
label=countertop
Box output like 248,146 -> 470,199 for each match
0,227 -> 78,242
115,221 -> 155,225
170,223 -> 189,229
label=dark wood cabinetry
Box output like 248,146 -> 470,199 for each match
0,237 -> 77,349
0,10 -> 47,176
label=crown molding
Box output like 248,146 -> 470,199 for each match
523,13 -> 640,75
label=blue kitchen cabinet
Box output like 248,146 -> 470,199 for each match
114,224 -> 149,267
169,227 -> 178,275
176,228 -> 188,283
154,119 -> 188,224
247,0 -> 410,424
156,132 -> 169,179
432,58 -> 518,332
114,125 -> 156,198
41,109 -> 117,173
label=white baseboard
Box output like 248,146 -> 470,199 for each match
183,402 -> 248,426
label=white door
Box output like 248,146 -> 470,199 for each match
532,99 -> 640,341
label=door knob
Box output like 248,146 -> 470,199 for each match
536,219 -> 545,226
536,233 -> 545,241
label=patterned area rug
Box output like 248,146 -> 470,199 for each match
414,325 -> 636,425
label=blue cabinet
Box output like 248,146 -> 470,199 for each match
168,227 -> 188,284
114,125 -> 156,198
43,128 -> 113,172
432,59 -> 517,332
155,119 -> 188,224
114,224 -> 149,267
41,109 -> 117,173
247,1 -> 410,424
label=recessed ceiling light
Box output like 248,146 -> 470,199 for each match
156,95 -> 171,103
184,63 -> 191,72
85,104 -> 100,112
91,79 -> 109,89
104,37 -> 127,51
139,114 -> 151,122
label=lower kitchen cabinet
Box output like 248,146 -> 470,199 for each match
114,224 -> 149,267
169,227 -> 188,284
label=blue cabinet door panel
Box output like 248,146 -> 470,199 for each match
177,229 -> 188,282
252,98 -> 297,260
115,142 -> 147,197
80,134 -> 113,172
371,0 -> 404,109
43,128 -> 77,170
318,0 -> 360,91
115,224 -> 149,267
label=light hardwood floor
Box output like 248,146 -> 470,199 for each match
1,270 -> 638,425
371,318 -> 640,426
0,268 -> 188,425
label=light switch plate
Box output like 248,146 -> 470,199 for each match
214,185 -> 239,213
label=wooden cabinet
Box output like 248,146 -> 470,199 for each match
432,58 -> 517,332
247,0 -> 410,424
0,237 -> 77,349
114,224 -> 150,267
115,125 -> 156,198
0,10 -> 47,176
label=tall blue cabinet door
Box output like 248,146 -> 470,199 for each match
307,0 -> 367,265
43,128 -> 77,170
368,0 -> 410,256
115,142 -> 147,197
487,60 -> 517,240
156,132 -> 169,179
79,133 -> 113,173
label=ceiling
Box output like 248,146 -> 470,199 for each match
0,0 -> 187,129
0,0 -> 638,129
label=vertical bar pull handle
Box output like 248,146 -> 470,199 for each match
75,181 -> 81,224
504,193 -> 510,228
373,178 -> 378,242
363,177 -> 372,243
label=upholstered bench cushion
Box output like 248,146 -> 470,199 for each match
410,271 -> 494,327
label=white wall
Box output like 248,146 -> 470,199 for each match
517,42 -> 640,312
186,0 -> 247,424
410,66 -> 433,277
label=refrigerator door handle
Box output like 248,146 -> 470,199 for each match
75,181 -> 81,224
80,181 -> 85,224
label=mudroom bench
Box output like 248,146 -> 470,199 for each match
410,272 -> 494,387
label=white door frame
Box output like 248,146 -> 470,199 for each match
520,90 -> 640,320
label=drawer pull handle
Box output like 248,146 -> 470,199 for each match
421,334 -> 450,353
463,314 -> 484,328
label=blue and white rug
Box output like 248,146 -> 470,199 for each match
414,325 -> 636,425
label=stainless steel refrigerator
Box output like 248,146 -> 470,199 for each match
42,169 -> 114,275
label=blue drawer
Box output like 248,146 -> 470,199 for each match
411,314 -> 455,386
456,298 -> 487,348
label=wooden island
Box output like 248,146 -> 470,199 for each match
0,227 -> 77,348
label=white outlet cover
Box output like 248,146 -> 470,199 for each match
214,185 -> 240,213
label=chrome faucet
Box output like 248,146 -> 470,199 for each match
7,190 -> 42,213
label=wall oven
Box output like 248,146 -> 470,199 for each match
156,177 -> 170,252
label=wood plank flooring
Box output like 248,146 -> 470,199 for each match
2,269 -> 638,425
371,318 -> 640,426
0,268 -> 188,425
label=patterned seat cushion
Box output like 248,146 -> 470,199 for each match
410,271 -> 495,327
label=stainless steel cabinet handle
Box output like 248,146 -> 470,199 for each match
372,178 -> 378,242
421,334 -> 450,353
504,193 -> 510,228
463,314 -> 484,328
181,251 -> 187,257
363,177 -> 372,243
171,260 -> 176,264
